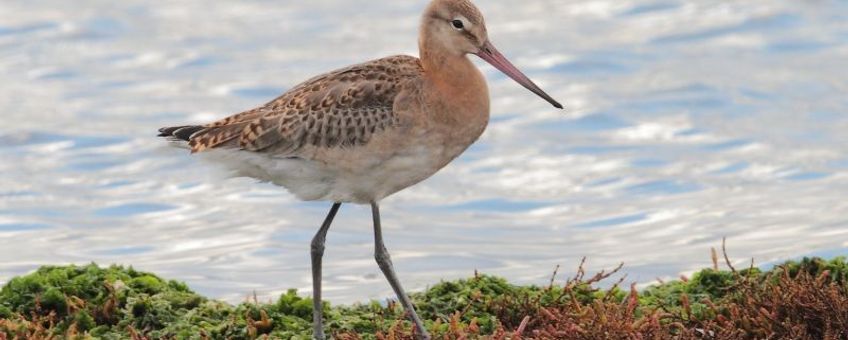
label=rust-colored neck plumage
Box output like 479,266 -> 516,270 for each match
418,20 -> 490,129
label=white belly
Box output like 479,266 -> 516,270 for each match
200,143 -> 450,204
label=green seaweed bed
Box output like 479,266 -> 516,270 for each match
1,256 -> 847,339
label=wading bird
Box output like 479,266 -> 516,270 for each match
159,0 -> 561,338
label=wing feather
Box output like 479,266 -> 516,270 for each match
168,55 -> 422,155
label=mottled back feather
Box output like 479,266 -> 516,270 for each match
164,55 -> 423,154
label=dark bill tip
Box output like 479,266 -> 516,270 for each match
474,40 -> 564,110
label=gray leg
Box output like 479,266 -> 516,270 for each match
311,202 -> 341,340
370,201 -> 430,340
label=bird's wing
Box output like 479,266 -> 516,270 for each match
170,55 -> 423,155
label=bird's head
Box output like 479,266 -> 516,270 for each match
421,0 -> 563,109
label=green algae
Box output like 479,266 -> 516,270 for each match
0,257 -> 846,339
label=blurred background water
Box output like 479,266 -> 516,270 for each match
1,0 -> 846,304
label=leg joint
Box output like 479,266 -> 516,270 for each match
374,248 -> 392,268
311,237 -> 326,257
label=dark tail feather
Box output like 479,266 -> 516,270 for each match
158,125 -> 205,141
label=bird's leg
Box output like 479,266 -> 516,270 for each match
310,202 -> 342,340
370,201 -> 431,340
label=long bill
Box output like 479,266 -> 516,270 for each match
474,40 -> 563,109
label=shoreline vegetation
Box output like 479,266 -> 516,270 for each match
1,249 -> 847,339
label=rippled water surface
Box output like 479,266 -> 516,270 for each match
1,0 -> 847,303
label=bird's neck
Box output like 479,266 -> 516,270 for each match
417,48 -> 490,151
419,45 -> 490,123
419,37 -> 477,86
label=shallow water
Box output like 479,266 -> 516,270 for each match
1,0 -> 846,303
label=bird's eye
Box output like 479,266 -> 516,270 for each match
451,19 -> 465,30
